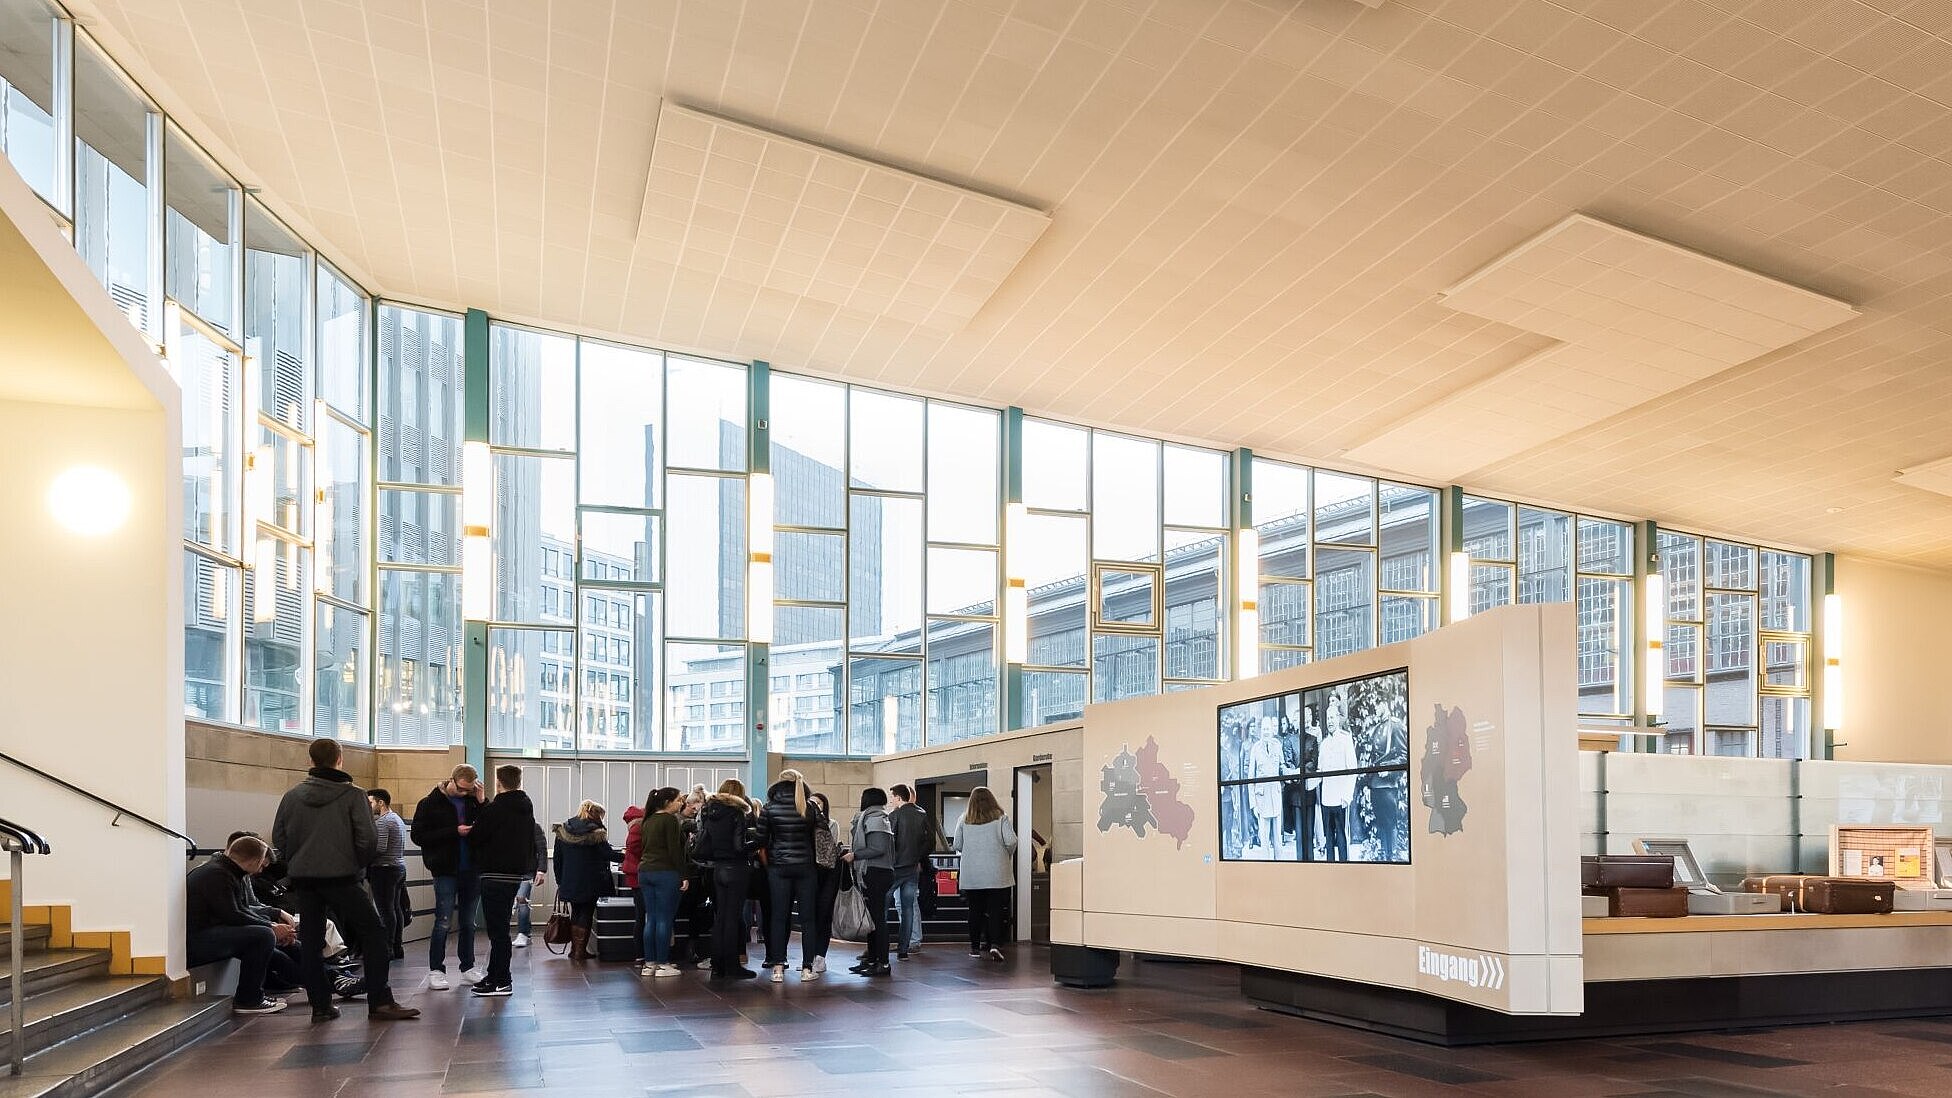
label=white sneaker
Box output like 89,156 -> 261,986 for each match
811,956 -> 827,974
799,966 -> 816,982
459,968 -> 485,985
695,958 -> 712,970
771,965 -> 785,983
655,964 -> 681,977
427,970 -> 450,991
513,934 -> 530,949
639,964 -> 657,977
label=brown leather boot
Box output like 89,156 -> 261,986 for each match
568,926 -> 590,963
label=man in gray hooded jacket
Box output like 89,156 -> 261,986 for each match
272,738 -> 420,1023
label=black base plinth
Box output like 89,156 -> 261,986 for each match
1051,945 -> 1121,988
1242,966 -> 1952,1046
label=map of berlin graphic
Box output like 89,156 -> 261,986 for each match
1097,736 -> 1195,849
1420,703 -> 1472,836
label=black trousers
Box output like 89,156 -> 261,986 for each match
677,872 -> 709,959
965,886 -> 1010,951
365,865 -> 406,957
568,899 -> 597,929
478,877 -> 520,987
710,864 -> 751,975
1320,805 -> 1349,861
860,866 -> 894,965
187,925 -> 276,1006
765,863 -> 818,968
808,865 -> 840,960
290,877 -> 394,1011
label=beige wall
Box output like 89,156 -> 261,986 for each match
1834,555 -> 1952,764
869,723 -> 1084,860
184,721 -> 461,846
774,755 -> 875,818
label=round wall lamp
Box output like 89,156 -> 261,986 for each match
47,465 -> 132,536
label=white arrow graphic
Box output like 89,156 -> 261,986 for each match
1480,953 -> 1505,990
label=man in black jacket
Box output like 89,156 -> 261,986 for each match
410,764 -> 484,989
466,765 -> 537,997
272,737 -> 420,1023
888,784 -> 931,957
185,835 -> 292,1015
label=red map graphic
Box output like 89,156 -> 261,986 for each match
1135,736 -> 1195,849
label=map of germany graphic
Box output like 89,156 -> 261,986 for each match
1097,736 -> 1195,849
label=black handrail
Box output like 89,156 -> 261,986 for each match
0,817 -> 50,856
0,751 -> 196,854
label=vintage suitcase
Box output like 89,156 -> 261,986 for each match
1581,854 -> 1675,890
1604,886 -> 1689,918
1893,888 -> 1952,911
1688,891 -> 1782,915
593,896 -> 638,961
1743,875 -> 1894,914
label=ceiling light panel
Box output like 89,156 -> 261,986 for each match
636,104 -> 1050,337
1896,455 -> 1952,500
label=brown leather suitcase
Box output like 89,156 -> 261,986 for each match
1600,886 -> 1688,918
1742,875 -> 1894,914
1581,854 -> 1675,890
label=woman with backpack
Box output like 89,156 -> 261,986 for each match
846,787 -> 897,977
552,801 -> 620,963
693,786 -> 760,980
953,786 -> 1019,961
756,769 -> 827,982
807,790 -> 843,976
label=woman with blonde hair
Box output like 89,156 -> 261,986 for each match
953,786 -> 1018,962
553,800 -> 621,962
757,768 -> 828,981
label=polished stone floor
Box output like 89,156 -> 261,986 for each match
121,939 -> 1952,1097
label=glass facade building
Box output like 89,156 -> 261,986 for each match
0,0 -> 1825,761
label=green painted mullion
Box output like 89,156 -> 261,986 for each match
1816,551 -> 1836,760
1230,448 -> 1252,679
1632,519 -> 1659,750
461,308 -> 490,773
1003,407 -> 1024,730
747,361 -> 771,791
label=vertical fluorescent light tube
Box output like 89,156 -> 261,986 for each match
882,694 -> 898,755
1447,551 -> 1471,623
462,441 -> 492,621
748,472 -> 774,644
1237,528 -> 1259,678
1643,572 -> 1666,720
1823,593 -> 1843,730
244,444 -> 272,541
1005,502 -> 1027,664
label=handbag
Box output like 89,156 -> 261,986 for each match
542,901 -> 573,954
831,879 -> 875,943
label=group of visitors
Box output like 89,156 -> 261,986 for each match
186,742 -> 1021,1019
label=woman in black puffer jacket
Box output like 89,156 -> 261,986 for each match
756,769 -> 827,982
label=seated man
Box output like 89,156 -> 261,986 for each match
226,830 -> 303,991
186,835 -> 297,1014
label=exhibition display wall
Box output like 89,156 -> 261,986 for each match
1055,603 -> 1584,1016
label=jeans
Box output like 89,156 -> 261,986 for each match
365,865 -> 406,957
478,877 -> 520,987
516,878 -> 535,936
639,870 -> 683,964
893,866 -> 922,951
291,877 -> 395,1011
965,887 -> 1010,951
709,864 -> 751,976
861,867 -> 895,965
429,871 -> 480,972
808,865 -> 840,960
186,924 -> 277,1006
765,863 -> 818,968
1320,805 -> 1349,862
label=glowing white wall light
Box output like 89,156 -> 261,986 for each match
1447,550 -> 1471,624
1643,572 -> 1666,720
1004,502 -> 1027,664
462,440 -> 493,621
1823,593 -> 1843,731
882,694 -> 898,755
748,472 -> 775,643
1237,527 -> 1259,678
46,465 -> 131,536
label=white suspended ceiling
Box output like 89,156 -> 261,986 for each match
57,0 -> 1952,569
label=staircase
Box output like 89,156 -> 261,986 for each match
0,922 -> 230,1098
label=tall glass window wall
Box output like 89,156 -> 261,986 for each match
12,16 -> 1829,758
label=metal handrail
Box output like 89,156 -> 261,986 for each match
0,752 -> 196,853
3,816 -> 52,1077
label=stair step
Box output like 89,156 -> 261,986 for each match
0,977 -> 163,1062
0,997 -> 231,1098
0,952 -> 110,1001
0,925 -> 51,955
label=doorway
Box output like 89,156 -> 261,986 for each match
1013,763 -> 1052,943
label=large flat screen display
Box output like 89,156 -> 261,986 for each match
1217,668 -> 1410,863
